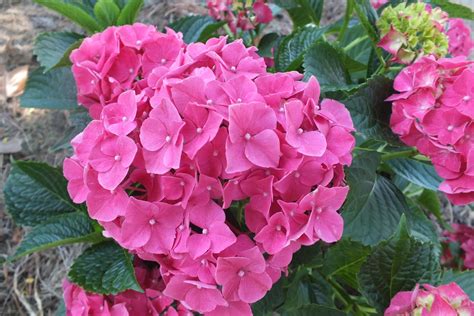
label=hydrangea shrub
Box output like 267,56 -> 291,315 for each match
3,0 -> 474,315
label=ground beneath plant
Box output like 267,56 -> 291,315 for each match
0,1 -> 471,315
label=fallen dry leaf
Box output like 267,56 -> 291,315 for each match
6,65 -> 28,98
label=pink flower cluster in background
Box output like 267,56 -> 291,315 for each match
443,223 -> 474,269
63,260 -> 192,316
447,18 -> 474,58
207,0 -> 272,34
65,23 -> 355,314
389,56 -> 474,205
385,283 -> 474,316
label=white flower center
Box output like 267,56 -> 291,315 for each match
114,155 -> 121,161
212,150 -> 219,157
236,98 -> 242,103
149,219 -> 156,225
463,95 -> 471,102
202,228 -> 208,235
447,125 -> 454,131
196,127 -> 203,134
122,116 -> 128,122
230,66 -> 237,72
238,270 -> 245,277
206,99 -> 213,105
294,172 -> 300,178
275,225 -> 282,231
129,68 -> 134,74
297,128 -> 304,134
160,58 -> 167,65
136,40 -> 142,46
165,135 -> 171,142
244,133 -> 251,140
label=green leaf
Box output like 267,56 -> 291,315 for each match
4,162 -> 76,226
291,243 -> 324,268
258,33 -> 281,58
94,0 -> 120,28
55,299 -> 66,316
283,268 -> 334,310
358,215 -> 440,312
20,67 -> 78,109
169,16 -> 224,44
417,189 -> 445,226
68,241 -> 142,294
343,75 -> 398,143
427,0 -> 474,20
15,160 -> 76,209
323,239 -> 371,289
387,158 -> 442,191
441,270 -> 474,300
116,0 -> 144,25
276,26 -> 326,71
283,304 -> 346,316
340,24 -> 371,66
34,0 -> 101,33
274,0 -> 324,27
343,152 -> 409,245
12,213 -> 102,259
405,203 -> 440,250
51,109 -> 91,152
303,41 -> 352,91
34,32 -> 83,72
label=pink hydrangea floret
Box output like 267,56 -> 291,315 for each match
385,283 -> 474,316
65,23 -> 355,315
388,56 -> 474,205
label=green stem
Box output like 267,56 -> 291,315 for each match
338,0 -> 354,41
343,35 -> 369,51
324,276 -> 352,310
222,24 -> 235,40
381,149 -> 418,161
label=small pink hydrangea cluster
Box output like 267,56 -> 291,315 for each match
447,18 -> 474,58
389,56 -> 474,205
207,0 -> 272,34
443,223 -> 474,269
63,261 -> 191,316
385,283 -> 474,316
384,282 -> 474,316
65,23 -> 355,314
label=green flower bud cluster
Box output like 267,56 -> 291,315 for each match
377,2 -> 449,61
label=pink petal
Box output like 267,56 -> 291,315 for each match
244,130 -> 280,168
238,272 -> 272,303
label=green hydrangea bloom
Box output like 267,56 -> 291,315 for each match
377,2 -> 449,62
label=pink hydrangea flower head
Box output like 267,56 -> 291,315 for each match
389,56 -> 474,205
66,24 -> 355,314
